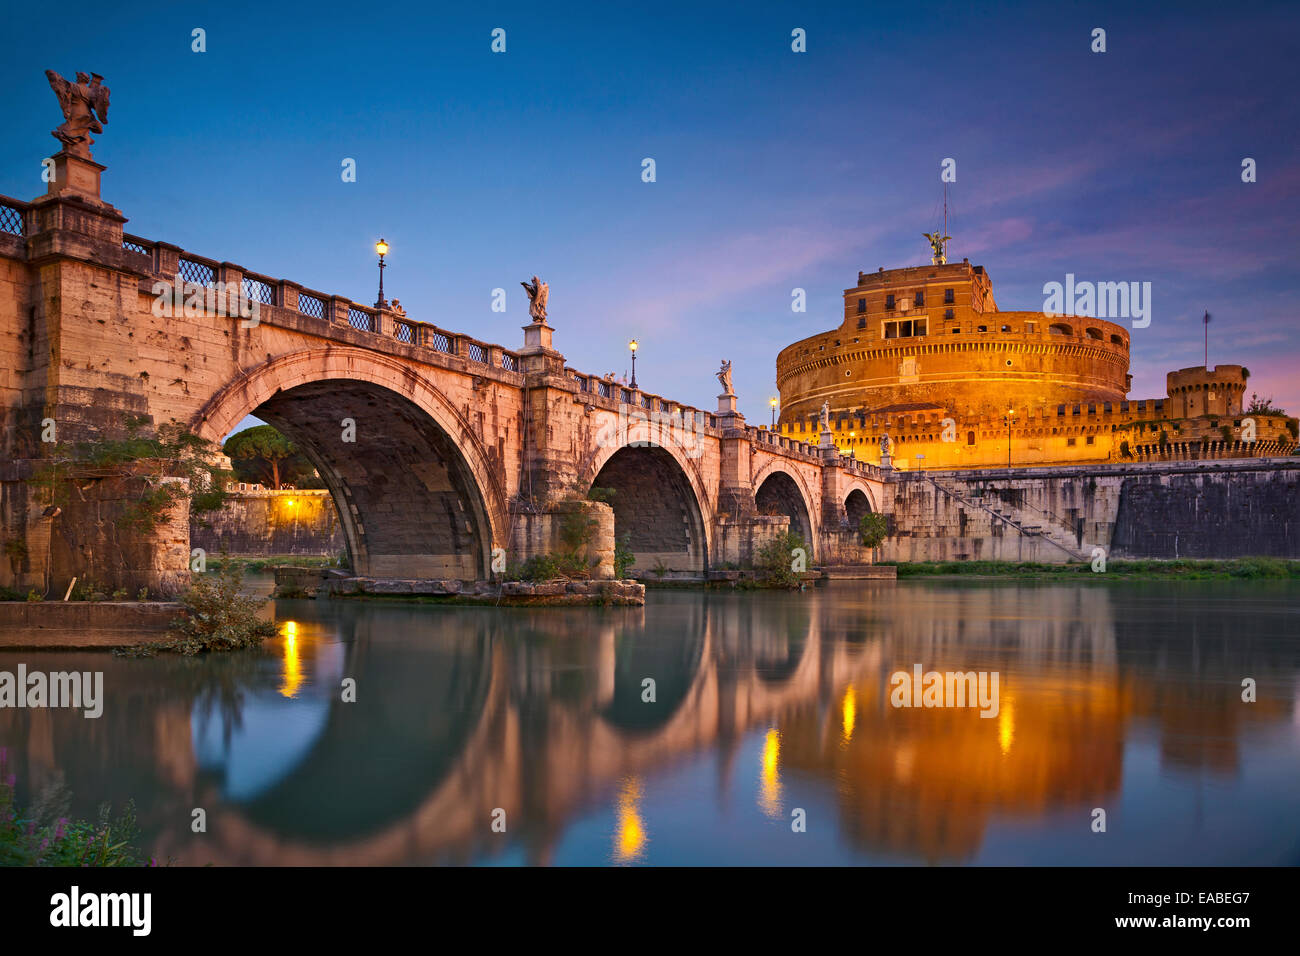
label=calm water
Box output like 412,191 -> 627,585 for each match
2,579 -> 1298,866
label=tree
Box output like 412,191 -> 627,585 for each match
222,425 -> 313,490
1246,393 -> 1286,416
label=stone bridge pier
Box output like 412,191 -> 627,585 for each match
0,155 -> 886,594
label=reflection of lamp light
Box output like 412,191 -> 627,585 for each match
759,727 -> 782,818
280,620 -> 302,698
613,776 -> 647,863
842,685 -> 857,742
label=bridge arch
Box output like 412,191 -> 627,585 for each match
576,425 -> 712,574
752,460 -> 817,554
193,348 -> 505,580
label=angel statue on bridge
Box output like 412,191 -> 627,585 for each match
716,359 -> 734,396
520,276 -> 548,323
45,69 -> 110,159
819,401 -> 830,432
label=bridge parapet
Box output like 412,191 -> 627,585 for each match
87,215 -> 527,376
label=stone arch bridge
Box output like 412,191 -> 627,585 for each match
0,177 -> 882,593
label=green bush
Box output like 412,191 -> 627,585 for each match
150,563 -> 277,655
859,512 -> 889,548
615,533 -> 635,579
754,531 -> 806,588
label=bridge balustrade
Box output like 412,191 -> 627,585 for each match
0,197 -> 24,236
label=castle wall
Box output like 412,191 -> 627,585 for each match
880,459 -> 1300,562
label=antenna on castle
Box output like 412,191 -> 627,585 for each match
1203,310 -> 1212,369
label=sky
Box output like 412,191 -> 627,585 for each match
4,0 -> 1298,428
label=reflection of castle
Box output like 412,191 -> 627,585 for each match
776,259 -> 1297,469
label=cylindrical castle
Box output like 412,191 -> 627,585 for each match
776,260 -> 1131,427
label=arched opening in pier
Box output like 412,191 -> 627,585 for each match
755,470 -> 814,552
588,445 -> 708,575
845,489 -> 873,525
248,379 -> 494,580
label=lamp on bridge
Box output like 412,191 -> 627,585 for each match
628,339 -> 638,388
374,238 -> 389,308
1004,406 -> 1016,468
770,396 -> 779,430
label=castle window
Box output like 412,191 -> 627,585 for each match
967,431 -> 976,445
914,291 -> 924,307
885,294 -> 895,310
944,288 -> 955,304
1057,405 -> 1066,416
945,309 -> 954,320
884,322 -> 898,339
1067,437 -> 1077,447
977,325 -> 988,332
1086,436 -> 1095,445
1001,324 -> 1011,332
1025,321 -> 1036,333
857,297 -> 866,313
857,316 -> 866,329
1049,323 -> 1073,336
1072,405 -> 1081,416
1088,403 -> 1096,414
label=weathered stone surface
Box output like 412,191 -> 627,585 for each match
0,600 -> 181,647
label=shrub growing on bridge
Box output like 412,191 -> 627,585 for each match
755,531 -> 806,588
859,512 -> 889,548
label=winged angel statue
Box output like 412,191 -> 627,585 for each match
923,231 -> 951,266
45,70 -> 110,159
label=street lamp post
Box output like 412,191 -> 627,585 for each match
628,339 -> 638,388
770,396 -> 778,430
1004,406 -> 1016,468
375,238 -> 389,308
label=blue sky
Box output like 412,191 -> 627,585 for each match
5,0 -> 1298,426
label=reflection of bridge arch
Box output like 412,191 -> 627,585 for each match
192,349 -> 503,579
234,614 -> 496,842
753,461 -> 817,555
157,593 -> 883,866
601,616 -> 708,734
578,428 -> 713,573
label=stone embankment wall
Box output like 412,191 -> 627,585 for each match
190,489 -> 343,558
881,458 -> 1300,562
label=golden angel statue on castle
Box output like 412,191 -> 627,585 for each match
923,231 -> 951,265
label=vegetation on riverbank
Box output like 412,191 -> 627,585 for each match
208,553 -> 347,574
894,557 -> 1300,580
120,563 -> 276,656
0,750 -> 152,866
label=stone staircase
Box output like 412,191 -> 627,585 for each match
924,477 -> 1092,562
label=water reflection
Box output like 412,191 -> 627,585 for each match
1,581 -> 1297,865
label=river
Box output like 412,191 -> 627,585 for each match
2,578 -> 1297,865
